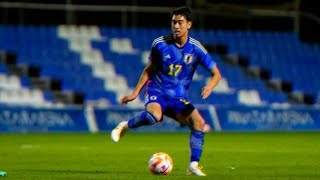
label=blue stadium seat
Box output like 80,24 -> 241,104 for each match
1,25 -> 319,105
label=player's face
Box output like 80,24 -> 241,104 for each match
171,15 -> 191,38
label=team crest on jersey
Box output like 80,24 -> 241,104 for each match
145,95 -> 157,103
184,54 -> 193,64
150,96 -> 157,100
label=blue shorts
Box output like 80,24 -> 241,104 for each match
144,90 -> 195,121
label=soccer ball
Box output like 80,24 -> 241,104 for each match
148,152 -> 173,175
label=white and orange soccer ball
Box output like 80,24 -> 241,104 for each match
148,152 -> 173,175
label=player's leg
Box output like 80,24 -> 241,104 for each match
111,92 -> 164,143
165,99 -> 207,176
185,109 -> 207,176
128,103 -> 162,128
111,103 -> 162,142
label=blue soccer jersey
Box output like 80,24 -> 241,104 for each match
147,35 -> 216,98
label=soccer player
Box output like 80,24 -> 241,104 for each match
111,6 -> 221,176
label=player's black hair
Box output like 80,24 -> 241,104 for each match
171,6 -> 193,22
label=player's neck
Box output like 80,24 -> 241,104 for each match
174,34 -> 188,48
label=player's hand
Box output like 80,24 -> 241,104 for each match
120,94 -> 137,104
201,86 -> 212,99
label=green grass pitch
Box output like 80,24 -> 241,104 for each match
0,132 -> 320,179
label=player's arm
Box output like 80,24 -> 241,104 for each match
120,61 -> 153,104
201,66 -> 221,99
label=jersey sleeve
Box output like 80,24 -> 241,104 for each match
198,45 -> 216,72
148,40 -> 161,64
149,46 -> 158,63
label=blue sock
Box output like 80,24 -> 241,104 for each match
190,130 -> 204,162
128,111 -> 158,128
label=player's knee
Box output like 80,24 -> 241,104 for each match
189,110 -> 206,131
198,118 -> 206,129
146,104 -> 163,122
147,111 -> 162,122
153,114 -> 163,122
193,117 -> 205,128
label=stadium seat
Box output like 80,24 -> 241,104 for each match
1,25 -> 319,106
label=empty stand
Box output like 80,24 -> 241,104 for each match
0,25 -> 318,106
